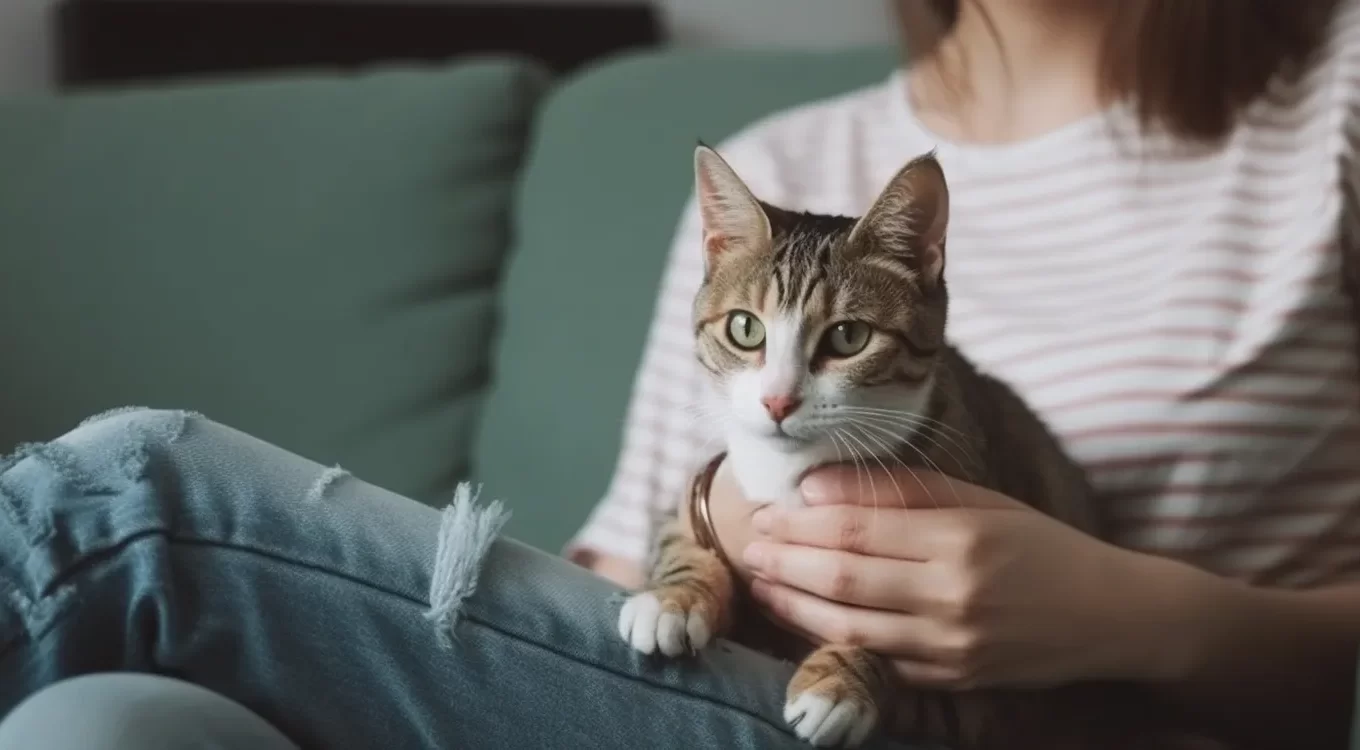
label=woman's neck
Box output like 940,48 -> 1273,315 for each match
910,1 -> 1112,145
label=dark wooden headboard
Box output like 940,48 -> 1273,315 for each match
53,0 -> 664,88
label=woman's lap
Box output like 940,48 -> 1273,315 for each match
0,408 -> 918,749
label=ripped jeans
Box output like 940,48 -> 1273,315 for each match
0,409 -> 920,749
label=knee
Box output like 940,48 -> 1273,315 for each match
0,674 -> 298,750
0,408 -> 219,539
39,407 -> 218,485
64,406 -> 201,453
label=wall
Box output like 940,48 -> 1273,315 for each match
660,0 -> 894,49
0,0 -> 896,94
0,0 -> 53,94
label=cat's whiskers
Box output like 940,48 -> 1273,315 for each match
839,409 -> 981,475
855,417 -> 968,511
849,418 -> 964,510
836,405 -> 974,451
824,429 -> 879,531
832,429 -> 884,532
857,417 -> 980,484
839,425 -> 907,516
897,440 -> 952,510
835,428 -> 887,517
827,426 -> 847,471
845,420 -> 939,511
839,406 -> 974,444
832,428 -> 870,519
837,407 -> 981,472
902,429 -> 981,490
859,400 -> 979,457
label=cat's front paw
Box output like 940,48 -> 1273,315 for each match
616,587 -> 717,657
785,645 -> 886,748
784,692 -> 878,749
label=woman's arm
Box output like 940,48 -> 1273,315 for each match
704,464 -> 1360,749
1140,561 -> 1360,749
572,549 -> 646,589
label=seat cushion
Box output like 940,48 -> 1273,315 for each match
474,47 -> 895,552
0,59 -> 547,505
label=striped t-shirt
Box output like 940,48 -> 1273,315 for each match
571,5 -> 1360,587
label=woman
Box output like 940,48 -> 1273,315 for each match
2,1 -> 1359,749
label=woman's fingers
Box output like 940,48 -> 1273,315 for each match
743,539 -> 935,609
749,579 -> 936,656
888,659 -> 970,690
799,465 -> 1019,510
749,578 -> 986,690
753,504 -> 932,559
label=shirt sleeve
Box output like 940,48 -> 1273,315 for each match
564,194 -> 712,565
1285,3 -> 1360,585
565,131 -> 788,566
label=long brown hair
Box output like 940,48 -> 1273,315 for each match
896,0 -> 1343,143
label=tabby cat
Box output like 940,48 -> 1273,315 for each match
615,146 -> 1216,750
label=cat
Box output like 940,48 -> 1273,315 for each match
615,146 -> 1221,750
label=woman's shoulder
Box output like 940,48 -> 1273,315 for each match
1313,0 -> 1360,127
1221,0 -> 1360,170
1332,0 -> 1360,61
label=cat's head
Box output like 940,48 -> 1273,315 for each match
691,146 -> 949,457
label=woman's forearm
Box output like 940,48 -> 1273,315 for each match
1129,554 -> 1359,749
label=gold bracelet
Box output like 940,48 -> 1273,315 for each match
687,451 -> 733,570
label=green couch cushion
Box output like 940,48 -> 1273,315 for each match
475,47 -> 896,552
0,59 -> 547,505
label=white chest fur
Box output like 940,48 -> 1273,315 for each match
723,430 -> 848,508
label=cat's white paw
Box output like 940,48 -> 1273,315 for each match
784,692 -> 877,748
616,591 -> 713,657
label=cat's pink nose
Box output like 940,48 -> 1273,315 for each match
761,394 -> 802,423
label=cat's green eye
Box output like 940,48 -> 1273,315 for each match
822,321 -> 872,358
726,311 -> 766,351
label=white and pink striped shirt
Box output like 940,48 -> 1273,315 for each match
572,3 -> 1360,587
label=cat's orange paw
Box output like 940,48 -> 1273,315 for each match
617,587 -> 718,657
785,689 -> 878,748
785,655 -> 883,749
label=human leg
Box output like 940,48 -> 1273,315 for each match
0,408 -> 923,749
0,673 -> 297,750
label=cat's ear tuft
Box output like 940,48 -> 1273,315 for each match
849,151 -> 949,286
693,145 -> 771,269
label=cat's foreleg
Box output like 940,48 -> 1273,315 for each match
617,516 -> 735,656
785,644 -> 895,748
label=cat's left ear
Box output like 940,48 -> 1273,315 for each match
693,144 -> 772,270
848,151 -> 949,286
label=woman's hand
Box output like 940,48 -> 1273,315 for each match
737,465 -> 1217,690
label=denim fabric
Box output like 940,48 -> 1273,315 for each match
0,409 -> 919,749
0,673 -> 298,749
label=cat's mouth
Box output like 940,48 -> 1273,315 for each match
738,421 -> 810,449
767,429 -> 807,447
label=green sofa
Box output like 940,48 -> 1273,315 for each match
7,47 -> 1360,748
0,48 -> 894,553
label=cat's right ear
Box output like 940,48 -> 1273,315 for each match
693,145 -> 771,270
848,151 -> 949,287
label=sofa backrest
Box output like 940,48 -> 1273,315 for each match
0,60 -> 547,505
473,47 -> 895,552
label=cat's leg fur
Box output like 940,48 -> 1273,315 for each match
618,517 -> 735,656
785,644 -> 895,748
